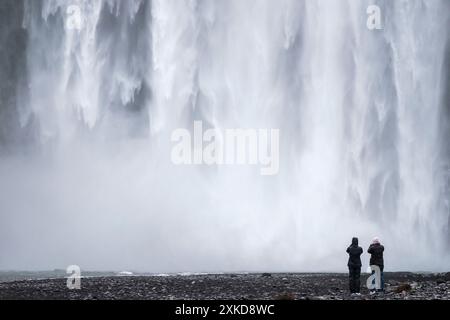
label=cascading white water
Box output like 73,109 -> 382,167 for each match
0,0 -> 449,271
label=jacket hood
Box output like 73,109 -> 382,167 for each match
351,237 -> 358,246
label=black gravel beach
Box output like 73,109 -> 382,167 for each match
1,272 -> 449,300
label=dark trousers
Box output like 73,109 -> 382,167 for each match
348,266 -> 361,293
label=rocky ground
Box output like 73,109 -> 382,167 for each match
1,272 -> 450,300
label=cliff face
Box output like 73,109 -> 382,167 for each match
0,0 -> 30,152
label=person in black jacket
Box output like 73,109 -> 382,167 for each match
346,237 -> 363,295
368,237 -> 385,292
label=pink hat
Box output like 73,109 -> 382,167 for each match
372,237 -> 380,244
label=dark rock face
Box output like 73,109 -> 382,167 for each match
0,0 -> 30,152
0,273 -> 449,300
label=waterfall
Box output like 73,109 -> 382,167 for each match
0,0 -> 449,272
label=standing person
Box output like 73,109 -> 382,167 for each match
368,237 -> 385,293
346,237 -> 363,295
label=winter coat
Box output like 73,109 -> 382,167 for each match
368,243 -> 384,267
346,237 -> 363,268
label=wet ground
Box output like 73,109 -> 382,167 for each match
1,272 -> 449,300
